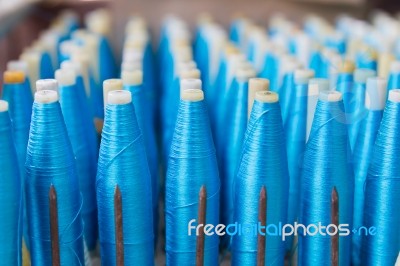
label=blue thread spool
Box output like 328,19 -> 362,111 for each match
284,69 -> 314,249
97,89 -> 154,264
26,88 -> 84,265
122,69 -> 159,242
7,61 -> 33,105
388,61 -> 400,91
0,100 -> 22,265
355,47 -> 378,71
299,90 -> 353,266
165,81 -> 219,265
232,91 -> 289,265
361,89 -> 400,265
53,69 -> 99,251
352,77 -> 387,265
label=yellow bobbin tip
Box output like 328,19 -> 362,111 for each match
340,60 -> 355,73
3,71 -> 25,84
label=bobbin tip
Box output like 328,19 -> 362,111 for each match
103,79 -> 123,91
366,77 -> 387,110
180,68 -> 201,79
36,79 -> 58,92
180,78 -> 202,91
390,61 -> 400,73
388,89 -> 400,103
319,90 -> 342,102
340,60 -> 355,73
295,69 -> 315,84
309,78 -> 330,91
61,60 -> 82,75
121,70 -> 143,85
3,71 -> 25,84
249,78 -> 270,91
0,100 -> 9,112
55,68 -> 76,86
236,67 -> 256,81
181,89 -> 204,102
107,90 -> 132,105
35,90 -> 58,103
7,60 -> 28,74
255,91 -> 279,103
354,69 -> 376,83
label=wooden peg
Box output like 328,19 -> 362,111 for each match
114,185 -> 124,266
331,187 -> 339,266
49,185 -> 60,266
257,186 -> 267,266
196,186 -> 207,266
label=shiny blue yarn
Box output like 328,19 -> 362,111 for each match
0,109 -> 22,265
361,99 -> 400,266
352,109 -> 383,266
309,51 -> 324,78
220,78 -> 250,245
97,101 -> 154,265
259,53 -> 279,91
25,101 -> 84,265
284,81 -> 308,248
387,71 -> 400,91
356,52 -> 377,71
299,98 -> 353,266
40,52 -> 54,79
165,98 -> 220,265
123,83 -> 159,236
279,72 -> 295,126
58,83 -> 98,250
232,99 -> 289,266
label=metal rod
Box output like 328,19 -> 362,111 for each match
196,186 -> 207,266
49,185 -> 60,266
257,186 -> 267,266
114,185 -> 124,266
331,187 -> 339,266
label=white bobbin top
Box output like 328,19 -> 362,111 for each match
319,90 -> 342,102
121,70 -> 143,85
61,60 -> 82,75
388,89 -> 400,103
123,49 -> 143,63
60,40 -> 78,56
121,61 -> 142,72
7,60 -> 28,74
295,69 -> 315,84
255,91 -> 279,103
180,78 -> 202,91
236,67 -> 256,81
108,90 -> 132,105
180,68 -> 201,79
366,77 -> 387,110
36,79 -> 58,92
181,89 -> 204,102
249,78 -> 270,91
390,61 -> 400,73
354,69 -> 376,83
309,78 -> 330,91
0,100 -> 9,112
55,68 -> 76,86
35,90 -> 58,103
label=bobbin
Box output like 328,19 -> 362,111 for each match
255,91 -> 279,103
3,71 -> 25,84
354,69 -> 376,83
36,79 -> 58,92
0,100 -> 9,112
35,90 -> 58,104
388,89 -> 400,103
181,88 -> 204,102
365,77 -> 387,110
294,69 -> 315,84
319,90 -> 342,102
108,90 -> 132,105
390,61 -> 400,73
7,60 -> 28,74
121,70 -> 143,86
103,79 -> 123,106
55,68 -> 76,86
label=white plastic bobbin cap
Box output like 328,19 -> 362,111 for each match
255,91 -> 279,103
295,69 -> 315,85
390,61 -> 400,73
55,68 -> 76,86
388,89 -> 400,103
7,60 -> 28,74
180,78 -> 202,91
319,90 -> 342,102
121,70 -> 143,86
121,61 -> 142,72
309,78 -> 330,92
35,90 -> 58,103
0,100 -> 9,112
107,90 -> 132,105
181,89 -> 204,102
180,68 -> 201,79
365,77 -> 387,110
354,69 -> 376,83
36,79 -> 58,92
60,40 -> 78,56
236,67 -> 257,81
249,78 -> 270,91
61,60 -> 82,75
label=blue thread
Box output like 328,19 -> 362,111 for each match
25,99 -> 84,265
0,105 -> 22,265
165,96 -> 220,265
97,98 -> 154,265
352,109 -> 383,265
356,51 -> 377,71
232,96 -> 289,265
388,68 -> 400,91
361,96 -> 400,265
40,51 -> 55,79
299,94 -> 354,266
58,81 -> 98,250
123,82 -> 159,240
